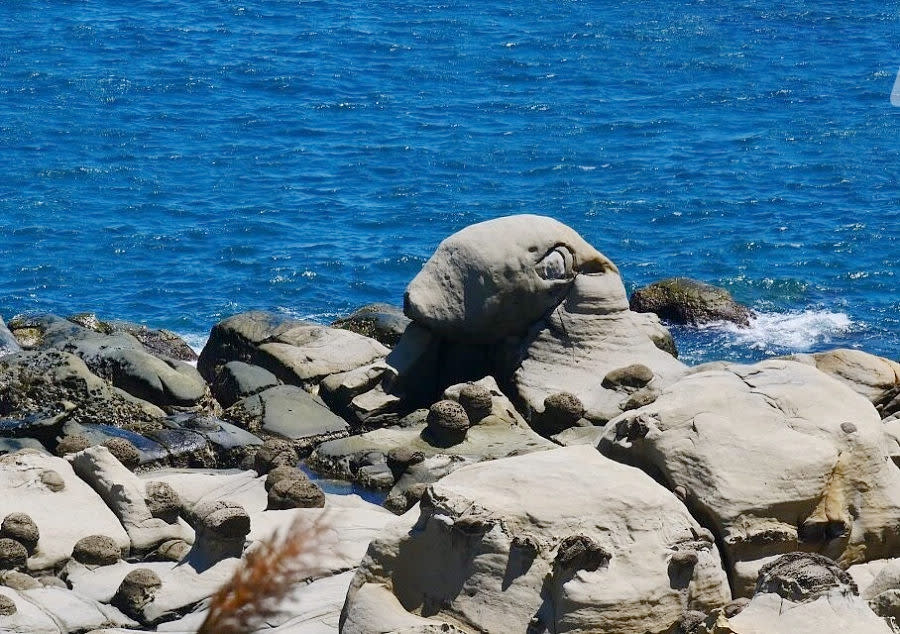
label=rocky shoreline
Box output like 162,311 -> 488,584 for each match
0,215 -> 898,633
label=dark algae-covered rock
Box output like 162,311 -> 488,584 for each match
630,277 -> 754,326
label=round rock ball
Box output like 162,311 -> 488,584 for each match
0,539 -> 28,570
72,535 -> 121,566
426,400 -> 470,446
264,465 -> 303,492
542,392 -> 585,432
112,568 -> 162,619
54,434 -> 91,457
267,477 -> 326,510
39,469 -> 65,492
144,481 -> 181,523
0,594 -> 16,616
102,438 -> 141,470
458,383 -> 493,423
0,514 -> 38,554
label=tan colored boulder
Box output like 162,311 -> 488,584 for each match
599,359 -> 900,596
342,446 -> 730,633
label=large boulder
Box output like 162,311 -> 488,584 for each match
197,311 -> 388,390
599,359 -> 900,596
341,446 -> 730,633
786,348 -> 900,418
0,350 -> 165,433
629,277 -> 754,326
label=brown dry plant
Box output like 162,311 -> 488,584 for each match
197,513 -> 330,634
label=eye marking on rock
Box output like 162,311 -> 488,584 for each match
535,245 -> 574,281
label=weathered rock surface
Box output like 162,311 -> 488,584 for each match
224,385 -> 348,448
197,311 -> 388,391
599,359 -> 900,596
0,449 -> 129,571
210,360 -> 279,408
69,446 -> 193,554
309,377 -> 555,513
694,553 -> 894,633
333,303 -> 411,347
630,277 -> 754,326
342,446 -> 730,633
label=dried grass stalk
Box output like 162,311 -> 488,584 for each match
197,513 -> 330,634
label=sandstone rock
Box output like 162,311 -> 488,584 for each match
630,277 -> 754,326
0,450 -> 129,570
0,571 -> 39,591
457,382 -> 493,423
342,446 -> 730,633
102,437 -> 141,471
211,360 -> 279,408
539,391 -> 585,434
198,311 -> 388,390
0,515 -> 38,554
424,399 -> 470,446
111,568 -> 162,622
72,535 -> 121,566
144,481 -> 182,524
224,384 -> 348,448
0,539 -> 27,570
332,303 -> 411,347
254,437 -> 299,475
0,593 -> 14,615
0,349 -> 165,432
267,476 -> 325,510
756,552 -> 857,602
264,465 -> 302,492
602,363 -> 654,389
187,500 -> 250,568
69,446 -> 193,553
599,359 -> 900,596
55,434 -> 92,456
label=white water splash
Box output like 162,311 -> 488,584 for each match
708,310 -> 854,353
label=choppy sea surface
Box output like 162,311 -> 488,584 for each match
1,1 -> 898,364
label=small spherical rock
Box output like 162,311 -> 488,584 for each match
254,438 -> 298,475
264,465 -> 304,492
542,392 -> 585,432
426,400 -> 470,446
386,446 -> 425,471
723,597 -> 750,618
195,501 -> 251,539
112,568 -> 162,619
601,364 -> 654,389
0,594 -> 16,616
0,539 -> 27,570
268,476 -> 326,510
144,481 -> 181,523
102,438 -> 141,470
39,469 -> 65,492
458,383 -> 493,423
71,535 -> 121,566
55,434 -> 91,457
840,422 -> 858,434
1,514 -> 38,554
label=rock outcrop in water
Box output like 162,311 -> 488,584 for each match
0,215 -> 898,632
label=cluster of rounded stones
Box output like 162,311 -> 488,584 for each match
0,513 -> 40,579
55,434 -> 141,470
252,438 -> 326,510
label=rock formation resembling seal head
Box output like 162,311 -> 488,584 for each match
404,215 -> 620,343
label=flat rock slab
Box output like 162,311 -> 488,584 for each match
225,385 -> 349,446
0,450 -> 129,571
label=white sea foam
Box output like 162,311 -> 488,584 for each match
705,309 -> 854,353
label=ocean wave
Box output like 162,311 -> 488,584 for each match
702,309 -> 854,354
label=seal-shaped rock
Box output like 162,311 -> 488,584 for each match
71,534 -> 121,566
0,514 -> 38,554
425,400 -> 470,446
458,383 -> 493,423
755,552 -> 858,603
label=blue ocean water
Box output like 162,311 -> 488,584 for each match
1,1 -> 897,364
